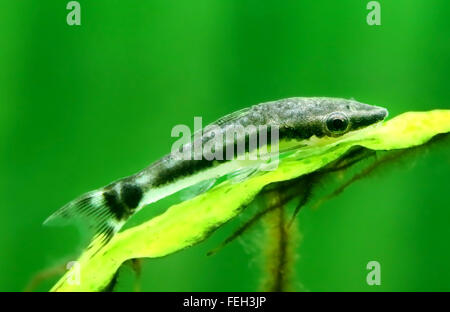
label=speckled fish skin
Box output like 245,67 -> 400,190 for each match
44,97 -> 388,246
134,97 -> 387,188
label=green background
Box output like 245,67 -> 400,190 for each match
0,0 -> 449,291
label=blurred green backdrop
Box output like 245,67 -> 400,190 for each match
0,0 -> 449,291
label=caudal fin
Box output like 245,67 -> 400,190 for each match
44,190 -> 123,249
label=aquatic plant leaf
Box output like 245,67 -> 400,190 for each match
51,110 -> 450,291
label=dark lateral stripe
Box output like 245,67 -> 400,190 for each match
152,158 -> 216,187
103,190 -> 127,220
151,125 -> 322,188
120,183 -> 143,209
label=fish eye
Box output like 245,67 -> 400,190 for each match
325,112 -> 349,134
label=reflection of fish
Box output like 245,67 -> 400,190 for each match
44,97 -> 388,246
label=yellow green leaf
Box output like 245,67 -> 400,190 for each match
51,110 -> 450,292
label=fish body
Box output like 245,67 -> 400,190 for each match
45,97 -> 388,245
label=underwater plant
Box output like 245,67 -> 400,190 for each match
45,103 -> 449,292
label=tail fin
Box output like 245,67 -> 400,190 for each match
44,190 -> 123,250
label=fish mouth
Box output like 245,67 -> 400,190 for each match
372,106 -> 389,121
351,105 -> 389,130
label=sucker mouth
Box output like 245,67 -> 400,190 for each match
351,106 -> 389,130
374,107 -> 389,121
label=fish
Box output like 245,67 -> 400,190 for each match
44,97 -> 388,247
